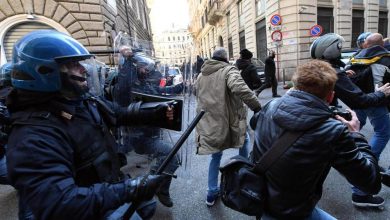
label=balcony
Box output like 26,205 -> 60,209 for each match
207,0 -> 224,26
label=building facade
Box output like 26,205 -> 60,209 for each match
153,28 -> 193,66
0,0 -> 153,65
188,0 -> 390,80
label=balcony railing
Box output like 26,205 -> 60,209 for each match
207,0 -> 224,26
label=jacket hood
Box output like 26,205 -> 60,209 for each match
271,90 -> 333,131
235,58 -> 251,70
200,59 -> 231,76
354,45 -> 389,59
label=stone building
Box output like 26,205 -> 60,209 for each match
153,28 -> 193,66
188,0 -> 390,80
0,0 -> 153,65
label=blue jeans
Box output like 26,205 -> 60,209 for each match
355,106 -> 390,160
352,106 -> 390,195
207,131 -> 250,196
262,207 -> 336,220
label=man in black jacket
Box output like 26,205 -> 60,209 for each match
235,49 -> 262,91
255,50 -> 280,97
251,60 -> 382,219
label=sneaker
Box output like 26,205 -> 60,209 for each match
206,194 -> 218,207
352,194 -> 384,207
156,192 -> 173,207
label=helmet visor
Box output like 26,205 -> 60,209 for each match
58,57 -> 104,99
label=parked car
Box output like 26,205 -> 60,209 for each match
251,58 -> 266,82
341,49 -> 358,65
165,67 -> 183,86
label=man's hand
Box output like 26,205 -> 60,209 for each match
125,174 -> 168,202
119,45 -> 133,58
377,83 -> 390,97
345,69 -> 356,77
166,106 -> 174,121
335,109 -> 360,132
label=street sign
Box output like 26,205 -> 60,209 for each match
271,25 -> 282,31
310,25 -> 323,37
271,30 -> 283,42
270,14 -> 282,26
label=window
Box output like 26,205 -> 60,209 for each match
168,37 -> 170,41
352,10 -> 364,48
256,19 -> 267,61
256,0 -> 266,17
380,0 -> 387,7
317,7 -> 334,35
238,1 -> 244,28
173,36 -> 175,41
228,37 -> 233,59
218,36 -> 223,47
226,12 -> 231,35
107,0 -> 117,14
379,11 -> 388,38
239,31 -> 246,51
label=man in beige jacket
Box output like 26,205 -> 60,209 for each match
195,47 -> 261,207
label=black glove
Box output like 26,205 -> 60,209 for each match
125,174 -> 167,203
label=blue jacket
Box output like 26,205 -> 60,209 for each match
252,90 -> 381,219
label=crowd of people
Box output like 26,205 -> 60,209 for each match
0,28 -> 390,220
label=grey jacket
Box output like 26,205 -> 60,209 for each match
195,59 -> 261,155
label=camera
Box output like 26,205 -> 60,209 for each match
329,106 -> 352,121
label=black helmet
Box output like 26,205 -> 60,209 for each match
310,33 -> 344,60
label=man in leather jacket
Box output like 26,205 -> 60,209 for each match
251,60 -> 382,219
6,30 -> 171,220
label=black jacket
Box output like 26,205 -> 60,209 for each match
329,60 -> 387,109
252,90 -> 381,219
236,58 -> 262,90
264,56 -> 276,80
6,95 -> 144,220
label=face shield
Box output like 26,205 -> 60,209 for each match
58,57 -> 104,99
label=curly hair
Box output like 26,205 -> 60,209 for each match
292,60 -> 337,99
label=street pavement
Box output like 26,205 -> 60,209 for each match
1,83 -> 390,220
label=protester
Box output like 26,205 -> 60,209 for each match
195,47 -> 261,207
310,33 -> 390,207
255,50 -> 280,97
6,30 -> 173,220
235,49 -> 262,91
251,60 -> 382,219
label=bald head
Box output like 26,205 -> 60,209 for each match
365,33 -> 384,48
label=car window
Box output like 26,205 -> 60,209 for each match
168,69 -> 179,75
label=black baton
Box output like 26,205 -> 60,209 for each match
122,110 -> 205,219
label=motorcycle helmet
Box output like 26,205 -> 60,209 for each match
310,33 -> 345,60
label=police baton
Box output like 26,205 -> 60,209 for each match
123,110 -> 205,219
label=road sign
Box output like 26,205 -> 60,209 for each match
271,25 -> 282,31
310,25 -> 323,37
271,30 -> 283,42
270,14 -> 282,26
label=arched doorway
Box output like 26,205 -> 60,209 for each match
0,15 -> 69,65
3,22 -> 54,61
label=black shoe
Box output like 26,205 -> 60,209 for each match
157,192 -> 173,207
352,194 -> 384,207
381,168 -> 390,187
272,94 -> 281,98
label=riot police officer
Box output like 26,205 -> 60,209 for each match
6,30 -> 173,220
0,62 -> 11,185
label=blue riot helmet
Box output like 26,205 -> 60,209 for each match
310,33 -> 345,60
133,53 -> 156,81
356,32 -> 372,49
11,30 -> 99,99
0,62 -> 12,88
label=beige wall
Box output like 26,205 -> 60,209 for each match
0,0 -> 152,65
188,0 -> 390,81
